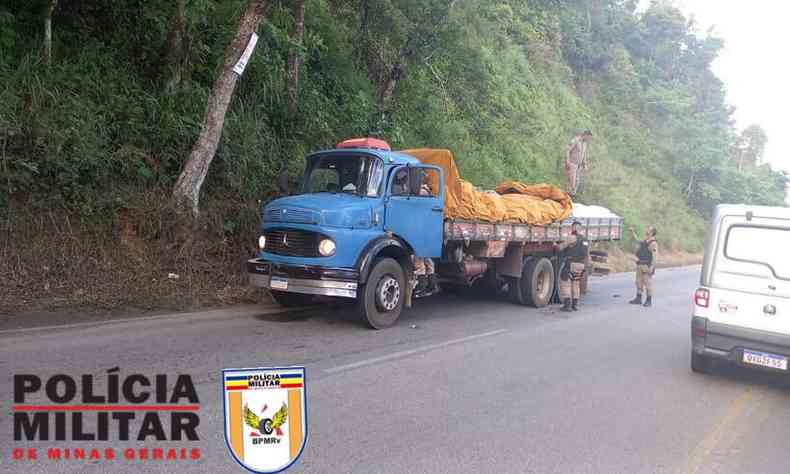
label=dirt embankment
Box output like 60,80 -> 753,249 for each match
1,192 -> 273,323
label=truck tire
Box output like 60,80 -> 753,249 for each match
511,257 -> 555,308
356,258 -> 405,329
508,258 -> 532,305
271,290 -> 312,307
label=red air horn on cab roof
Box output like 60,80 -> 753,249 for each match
335,138 -> 391,151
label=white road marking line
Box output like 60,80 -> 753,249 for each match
325,329 -> 508,374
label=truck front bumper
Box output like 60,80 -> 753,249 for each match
247,258 -> 359,298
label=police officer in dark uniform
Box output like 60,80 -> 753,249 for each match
629,226 -> 658,307
555,221 -> 590,312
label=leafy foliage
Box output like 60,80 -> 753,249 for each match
0,0 -> 785,252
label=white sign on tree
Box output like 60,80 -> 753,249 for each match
233,32 -> 259,76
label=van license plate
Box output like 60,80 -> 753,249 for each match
743,350 -> 788,370
270,276 -> 288,290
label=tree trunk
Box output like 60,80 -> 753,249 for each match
43,0 -> 57,65
172,0 -> 267,218
379,63 -> 403,107
686,171 -> 695,197
163,0 -> 187,95
286,0 -> 306,118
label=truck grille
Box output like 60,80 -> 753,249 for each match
264,229 -> 321,257
265,207 -> 317,224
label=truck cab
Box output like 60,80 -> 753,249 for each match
247,138 -> 445,328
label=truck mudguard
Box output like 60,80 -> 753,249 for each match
356,236 -> 412,284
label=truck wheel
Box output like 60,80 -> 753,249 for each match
526,258 -> 555,307
509,258 -> 532,305
271,290 -> 312,307
512,257 -> 555,308
357,258 -> 405,329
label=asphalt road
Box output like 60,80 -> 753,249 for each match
2,265 -> 789,474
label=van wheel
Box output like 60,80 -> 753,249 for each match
357,258 -> 405,329
691,352 -> 713,374
271,290 -> 312,307
511,257 -> 555,308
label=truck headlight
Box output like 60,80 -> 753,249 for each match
318,238 -> 336,256
258,235 -> 266,250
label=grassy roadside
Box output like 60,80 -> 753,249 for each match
0,191 -> 274,321
604,246 -> 702,274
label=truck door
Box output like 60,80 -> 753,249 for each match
385,165 -> 445,257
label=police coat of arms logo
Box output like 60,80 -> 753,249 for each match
222,367 -> 307,473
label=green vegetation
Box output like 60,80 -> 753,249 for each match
1,0 -> 787,311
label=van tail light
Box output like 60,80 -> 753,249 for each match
694,288 -> 710,308
692,317 -> 707,338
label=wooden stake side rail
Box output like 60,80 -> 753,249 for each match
444,217 -> 624,243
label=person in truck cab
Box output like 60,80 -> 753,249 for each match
392,168 -> 409,196
413,169 -> 439,295
629,226 -> 658,307
555,221 -> 590,312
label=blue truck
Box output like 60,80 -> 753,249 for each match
247,138 -> 623,328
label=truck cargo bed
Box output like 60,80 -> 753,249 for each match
444,217 -> 623,243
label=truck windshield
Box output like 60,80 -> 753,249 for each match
302,155 -> 383,197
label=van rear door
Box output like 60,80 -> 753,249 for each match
709,214 -> 790,335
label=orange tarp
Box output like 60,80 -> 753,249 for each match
402,148 -> 573,225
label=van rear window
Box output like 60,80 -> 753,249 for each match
725,225 -> 790,280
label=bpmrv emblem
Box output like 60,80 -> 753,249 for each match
222,367 -> 307,473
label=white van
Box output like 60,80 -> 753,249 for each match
691,204 -> 790,374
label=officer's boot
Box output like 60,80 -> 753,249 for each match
629,293 -> 642,305
560,298 -> 572,312
643,295 -> 652,307
571,299 -> 580,311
